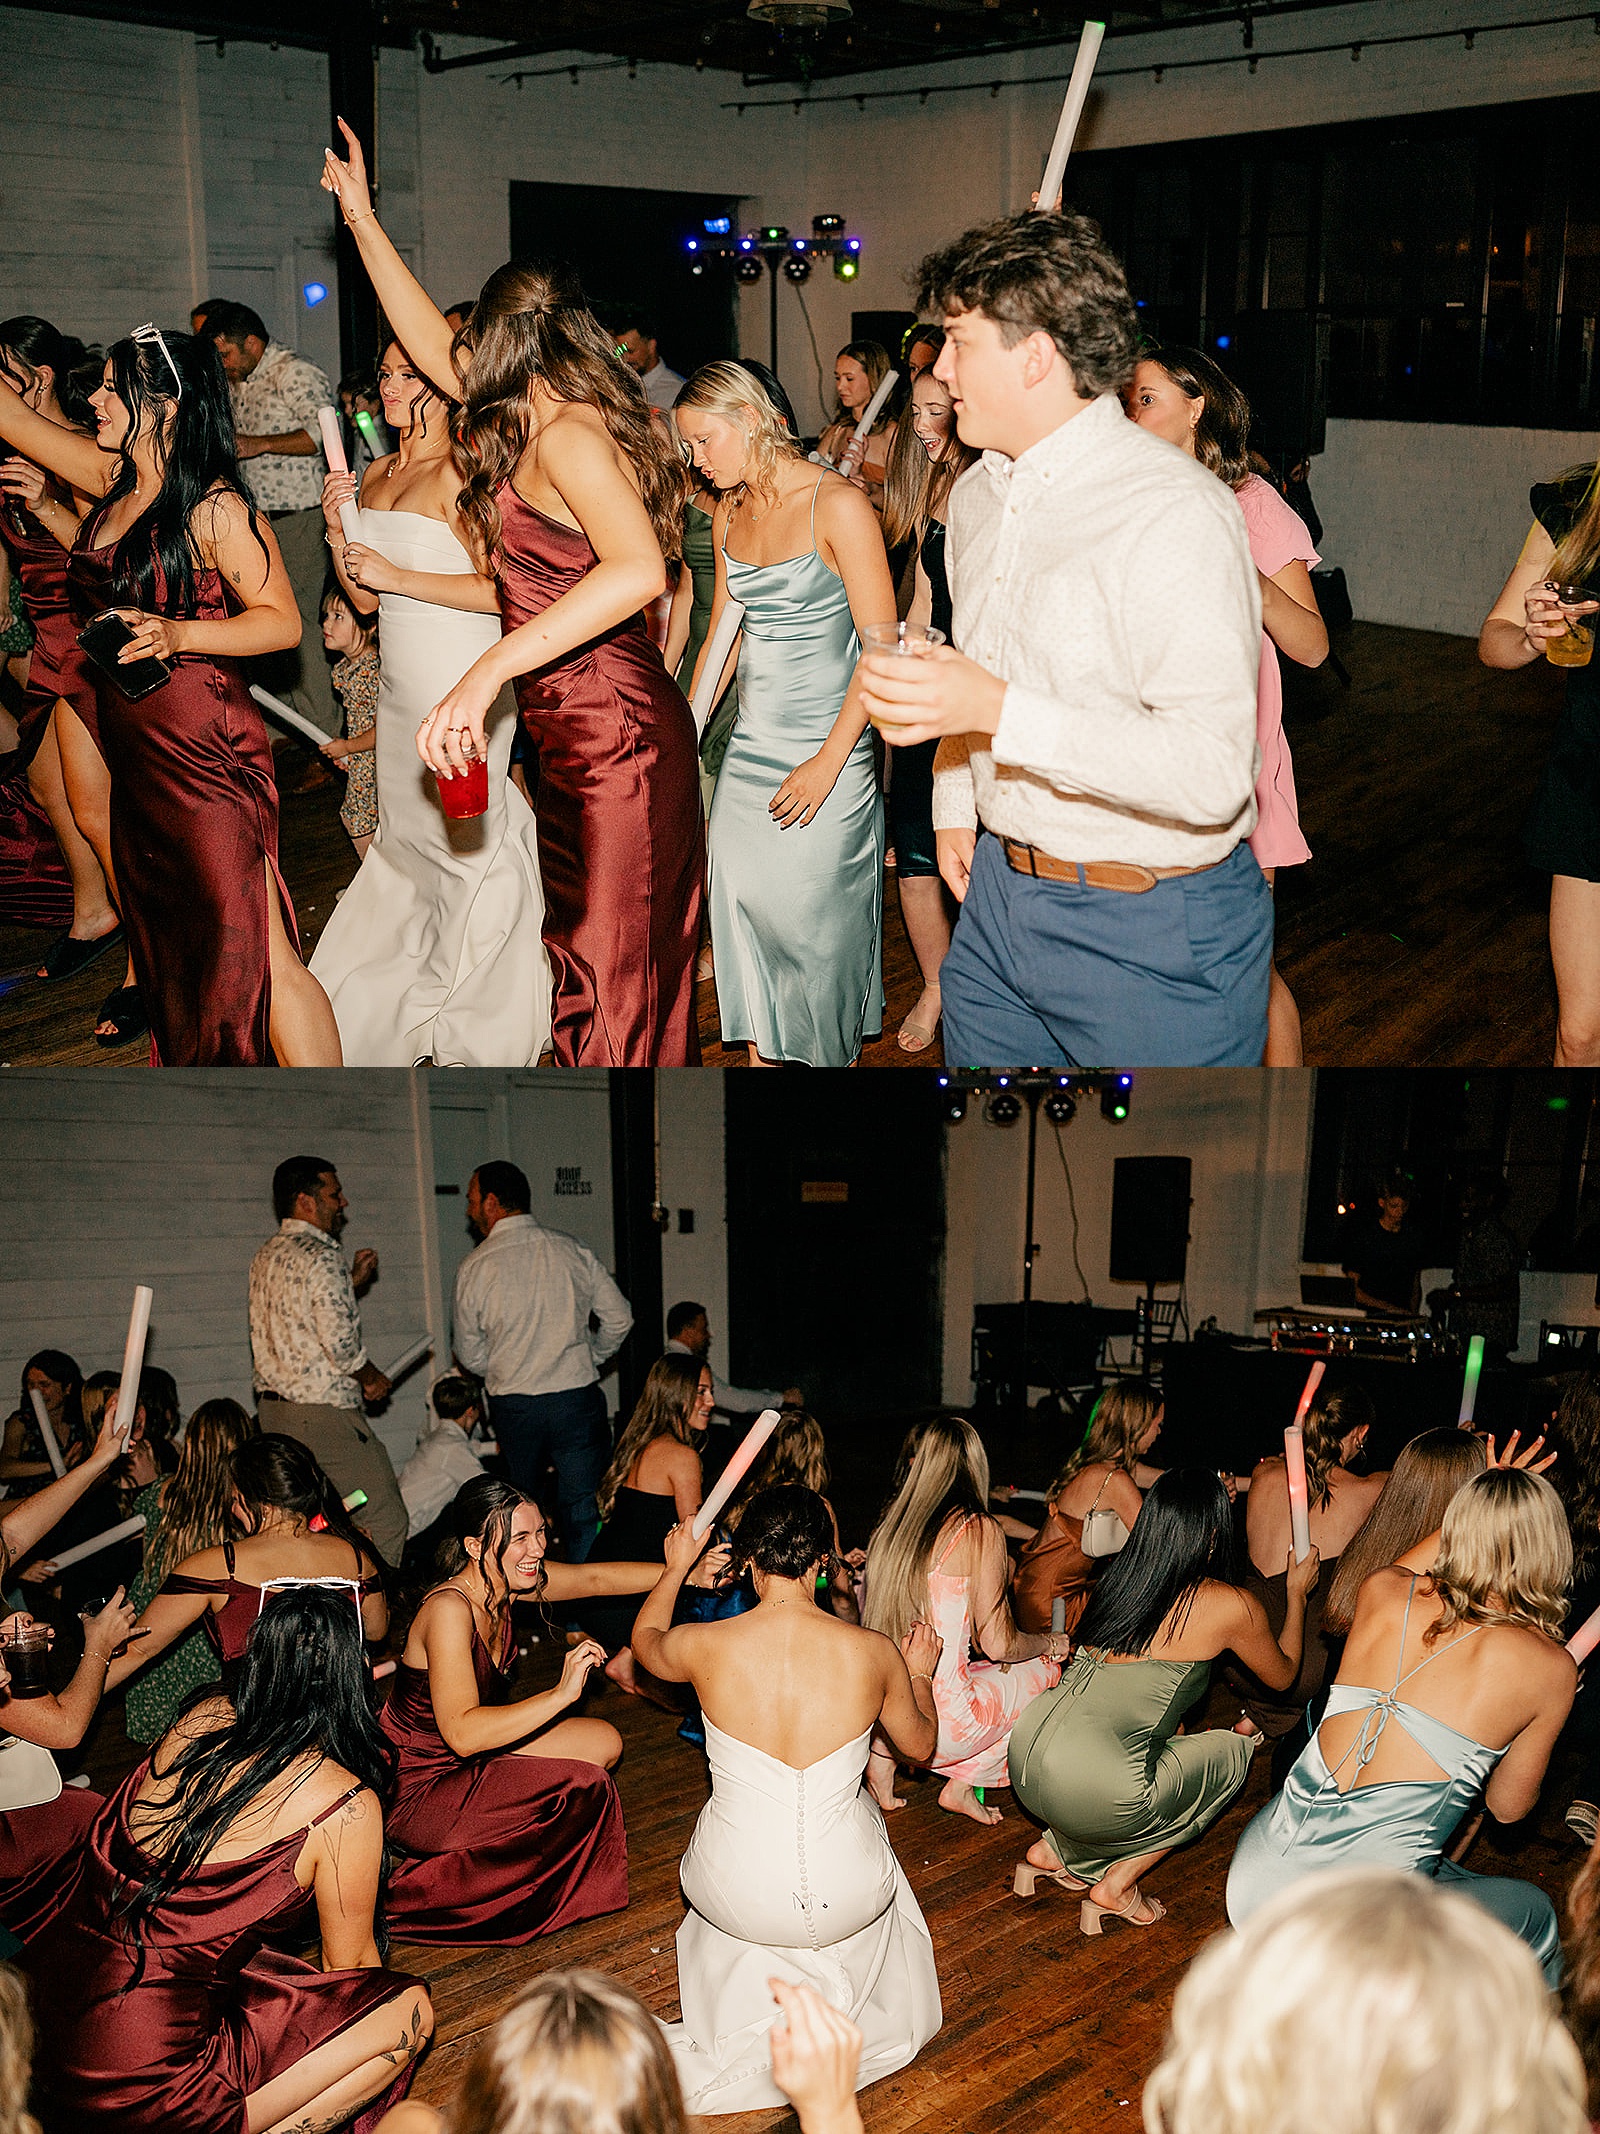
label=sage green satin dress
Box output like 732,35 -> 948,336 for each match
706,480 -> 884,1066
1008,1649 -> 1255,1881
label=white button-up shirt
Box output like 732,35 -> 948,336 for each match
932,393 -> 1262,868
639,359 -> 685,412
399,1415 -> 486,1536
249,1220 -> 368,1410
452,1214 -> 634,1398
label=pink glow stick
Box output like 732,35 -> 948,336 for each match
317,407 -> 363,545
1292,1359 -> 1325,1432
692,1408 -> 780,1540
1569,1603 -> 1600,1664
1284,1427 -> 1311,1565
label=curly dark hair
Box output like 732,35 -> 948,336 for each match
916,208 -> 1139,399
735,1485 -> 835,1582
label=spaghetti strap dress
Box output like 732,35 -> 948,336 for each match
161,1539 -> 382,1671
1011,1501 -> 1098,1637
25,1762 -> 425,2133
707,477 -> 885,1065
65,504 -> 299,1064
1225,1574 -> 1561,1983
381,1602 -> 629,1945
1008,1648 -> 1255,1881
494,480 -> 703,1066
920,1517 -> 1059,1788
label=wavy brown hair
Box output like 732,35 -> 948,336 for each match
155,1399 -> 258,1574
596,1354 -> 706,1522
1301,1384 -> 1375,1510
1047,1382 -> 1163,1503
453,261 -> 689,573
1140,345 -> 1255,490
1324,1429 -> 1486,1634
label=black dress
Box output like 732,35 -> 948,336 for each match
1523,468 -> 1600,881
579,1486 -> 677,1651
886,520 -> 954,881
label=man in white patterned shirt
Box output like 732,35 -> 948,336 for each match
860,210 -> 1270,1068
248,1154 -> 408,1565
204,300 -> 340,738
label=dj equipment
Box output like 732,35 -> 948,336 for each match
1256,1307 -> 1453,1366
1109,1157 -> 1191,1287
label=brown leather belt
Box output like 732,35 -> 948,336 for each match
1000,838 -> 1223,894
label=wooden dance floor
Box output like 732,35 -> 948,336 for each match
68,1627 -> 1582,2134
0,621 -> 1565,1069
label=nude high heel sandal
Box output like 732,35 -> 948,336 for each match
1012,1860 -> 1089,1898
1078,1889 -> 1166,1936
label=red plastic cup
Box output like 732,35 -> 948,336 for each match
436,755 -> 488,820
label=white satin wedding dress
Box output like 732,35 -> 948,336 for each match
309,508 -> 552,1066
662,1717 -> 942,2114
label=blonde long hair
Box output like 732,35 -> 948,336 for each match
1146,1869 -> 1586,2134
1047,1383 -> 1161,1503
0,1968 -> 40,2134
1548,462 -> 1600,589
452,1968 -> 686,2134
862,1415 -> 990,1644
596,1355 -> 706,1522
673,360 -> 801,512
453,261 -> 689,571
1427,1467 -> 1571,1644
154,1399 -> 258,1574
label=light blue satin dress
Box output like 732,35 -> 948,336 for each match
707,479 -> 884,1066
1225,1577 -> 1562,1983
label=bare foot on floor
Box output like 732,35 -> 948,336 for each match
869,1782 -> 908,1812
939,1779 -> 1002,1826
604,1647 -> 640,1695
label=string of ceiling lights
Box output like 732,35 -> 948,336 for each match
716,7 -> 1600,114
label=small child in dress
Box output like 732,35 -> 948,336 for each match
320,585 -> 379,859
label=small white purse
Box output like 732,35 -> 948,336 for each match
0,1733 -> 63,1812
1079,1471 -> 1131,1560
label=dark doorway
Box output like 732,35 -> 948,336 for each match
724,1078 -> 946,1431
508,181 -> 740,378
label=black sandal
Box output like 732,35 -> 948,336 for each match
37,923 -> 124,983
94,982 -> 149,1049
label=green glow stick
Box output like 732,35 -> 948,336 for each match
1458,1335 -> 1485,1427
354,410 -> 382,452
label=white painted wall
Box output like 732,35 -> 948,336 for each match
659,1071 -> 729,1348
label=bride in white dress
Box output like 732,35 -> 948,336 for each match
633,1489 -> 944,2116
311,341 -> 551,1066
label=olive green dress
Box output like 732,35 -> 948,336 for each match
1008,1648 -> 1255,1880
677,502 -> 739,799
123,1482 -> 221,1745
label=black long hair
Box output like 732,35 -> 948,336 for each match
20,1348 -> 86,1456
1076,1469 -> 1236,1657
0,315 -> 98,430
99,328 -> 267,617
230,1433 -> 377,1571
117,1587 -> 395,1961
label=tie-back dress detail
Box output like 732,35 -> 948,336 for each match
66,509 -> 298,1065
309,507 -> 552,1066
380,1612 -> 629,1945
663,1718 -> 941,2114
494,482 -> 703,1066
1008,1650 -> 1255,1881
1225,1575 -> 1561,1982
23,1759 -> 424,2133
707,484 -> 885,1065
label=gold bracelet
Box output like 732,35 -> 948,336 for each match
911,1671 -> 935,1683
344,208 -> 376,225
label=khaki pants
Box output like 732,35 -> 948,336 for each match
254,507 -> 340,737
260,1397 -> 409,1567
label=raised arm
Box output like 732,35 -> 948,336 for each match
0,1401 -> 125,1560
0,374 -> 110,496
320,121 -> 459,399
629,1521 -> 715,1684
1217,1550 -> 1318,1691
969,1515 -> 1054,1663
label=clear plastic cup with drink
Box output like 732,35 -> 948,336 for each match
861,622 -> 947,730
0,1618 -> 51,1697
1544,582 -> 1597,669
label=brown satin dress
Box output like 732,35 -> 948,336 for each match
382,1606 -> 629,1945
1013,1504 -> 1098,1637
66,510 -> 298,1064
24,1760 -> 424,2134
495,481 -> 702,1065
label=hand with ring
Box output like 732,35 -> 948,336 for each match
416,670 -> 496,777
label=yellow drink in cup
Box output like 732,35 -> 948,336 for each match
1546,582 -> 1596,668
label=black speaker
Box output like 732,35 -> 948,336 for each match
1109,1157 -> 1191,1286
1227,310 -> 1329,465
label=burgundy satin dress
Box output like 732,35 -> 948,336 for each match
24,1761 -> 423,2134
66,511 -> 299,1064
164,1544 -> 382,1668
382,1613 -> 628,1945
0,1786 -> 102,1944
496,482 -> 702,1065
0,499 -> 73,927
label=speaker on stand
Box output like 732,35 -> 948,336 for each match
1109,1156 -> 1192,1377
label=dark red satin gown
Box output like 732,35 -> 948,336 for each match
0,500 -> 74,927
382,1618 -> 628,1945
496,482 -> 703,1066
66,512 -> 299,1064
0,1786 -> 102,1944
163,1543 -> 382,1668
23,1761 -> 424,2134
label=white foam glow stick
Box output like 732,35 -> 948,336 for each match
250,684 -> 334,752
689,599 -> 745,738
29,1389 -> 65,1479
837,369 -> 899,480
1008,1487 -> 1049,1503
111,1286 -> 153,1450
1050,1596 -> 1067,1636
38,1514 -> 144,1572
692,1408 -> 781,1540
383,1335 -> 433,1383
317,407 -> 364,545
1035,19 -> 1106,212
1283,1426 -> 1311,1566
1570,1601 -> 1600,1664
